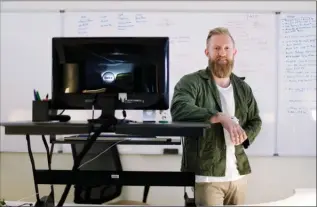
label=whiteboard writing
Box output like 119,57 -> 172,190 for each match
77,15 -> 93,35
116,13 -> 148,31
135,13 -> 147,23
100,15 -> 113,27
277,13 -> 316,156
280,14 -> 316,115
117,13 -> 134,31
220,13 -> 276,75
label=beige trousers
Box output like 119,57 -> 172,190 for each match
195,176 -> 248,206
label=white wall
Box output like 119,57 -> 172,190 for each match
0,1 -> 316,205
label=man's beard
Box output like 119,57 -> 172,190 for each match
208,58 -> 234,78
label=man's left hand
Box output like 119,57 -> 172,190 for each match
232,128 -> 248,145
234,135 -> 248,145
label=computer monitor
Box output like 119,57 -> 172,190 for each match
51,37 -> 169,123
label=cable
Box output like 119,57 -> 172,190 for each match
2,193 -> 38,207
58,119 -> 115,206
119,109 -> 127,123
122,109 -> 126,119
92,104 -> 95,120
77,108 -> 128,169
16,193 -> 39,202
58,110 -> 65,115
17,203 -> 33,207
78,138 -> 131,169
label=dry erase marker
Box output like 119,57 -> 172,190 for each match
35,91 -> 41,101
33,89 -> 38,101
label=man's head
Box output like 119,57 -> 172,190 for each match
205,27 -> 237,78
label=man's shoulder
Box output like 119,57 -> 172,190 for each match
179,69 -> 207,83
232,74 -> 251,90
231,73 -> 253,93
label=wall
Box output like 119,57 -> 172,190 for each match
0,0 -> 316,205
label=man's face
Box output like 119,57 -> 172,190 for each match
204,34 -> 237,78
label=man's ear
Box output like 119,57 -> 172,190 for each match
204,48 -> 209,57
233,48 -> 237,56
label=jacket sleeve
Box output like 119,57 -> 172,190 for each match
170,75 -> 219,122
242,87 -> 262,149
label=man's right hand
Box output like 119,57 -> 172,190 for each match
211,113 -> 247,145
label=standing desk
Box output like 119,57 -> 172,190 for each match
0,121 -> 209,207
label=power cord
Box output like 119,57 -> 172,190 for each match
4,203 -> 33,207
57,112 -> 107,206
58,110 -> 65,115
78,106 -> 128,169
120,109 -> 127,123
2,193 -> 39,207
57,100 -> 126,206
78,138 -> 131,169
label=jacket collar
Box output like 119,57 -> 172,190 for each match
197,67 -> 243,115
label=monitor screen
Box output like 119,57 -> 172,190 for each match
51,37 -> 169,110
84,52 -> 157,93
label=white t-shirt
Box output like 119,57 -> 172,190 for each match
195,82 -> 245,182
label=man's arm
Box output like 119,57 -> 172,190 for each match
170,75 -> 219,122
242,87 -> 262,149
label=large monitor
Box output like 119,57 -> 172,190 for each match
51,37 -> 169,123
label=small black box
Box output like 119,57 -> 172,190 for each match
32,100 -> 51,122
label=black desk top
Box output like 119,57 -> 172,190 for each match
0,121 -> 210,137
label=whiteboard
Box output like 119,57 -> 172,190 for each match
1,10 -> 314,156
62,11 -> 277,156
0,11 -> 62,152
277,13 -> 316,156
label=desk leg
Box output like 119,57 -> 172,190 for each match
26,134 -> 41,203
26,134 -> 55,207
41,135 -> 55,203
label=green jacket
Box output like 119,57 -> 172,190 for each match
170,68 -> 262,176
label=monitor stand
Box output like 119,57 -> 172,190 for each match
87,96 -> 135,125
87,96 -> 117,125
87,111 -> 117,125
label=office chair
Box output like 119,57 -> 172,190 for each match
71,142 -> 150,204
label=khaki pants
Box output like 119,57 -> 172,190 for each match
195,176 -> 248,206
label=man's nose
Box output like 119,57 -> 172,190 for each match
218,49 -> 226,56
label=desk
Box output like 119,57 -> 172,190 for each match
1,121 -> 209,207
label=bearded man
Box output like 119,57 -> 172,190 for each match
170,27 -> 262,206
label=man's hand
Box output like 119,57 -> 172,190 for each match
212,113 -> 247,145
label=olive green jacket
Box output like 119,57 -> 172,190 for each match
170,68 -> 262,176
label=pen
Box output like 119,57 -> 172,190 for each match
36,91 -> 41,101
33,89 -> 38,101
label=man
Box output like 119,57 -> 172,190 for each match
170,27 -> 262,206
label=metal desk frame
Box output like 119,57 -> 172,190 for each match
1,121 -> 209,207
